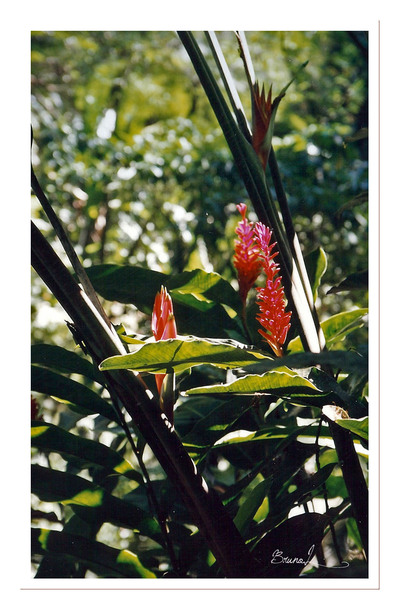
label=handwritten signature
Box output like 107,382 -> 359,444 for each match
271,544 -> 349,568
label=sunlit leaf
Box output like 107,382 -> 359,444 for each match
336,416 -> 368,441
99,336 -> 273,375
85,264 -> 242,337
185,370 -> 322,397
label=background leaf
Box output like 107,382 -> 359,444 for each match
31,343 -> 103,383
31,365 -> 117,422
31,465 -> 161,541
85,264 -> 242,337
31,421 -> 143,482
32,528 -> 156,578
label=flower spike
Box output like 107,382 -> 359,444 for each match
151,286 -> 177,423
253,223 -> 292,357
233,203 -> 262,306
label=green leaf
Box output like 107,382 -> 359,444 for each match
168,268 -> 242,314
99,337 -> 273,375
85,264 -> 242,336
288,308 -> 368,352
31,465 -> 161,541
31,343 -> 103,384
305,247 -> 328,302
84,264 -> 164,311
336,416 -> 368,441
31,365 -> 117,422
185,370 -> 322,397
31,421 -> 143,483
321,308 -> 368,346
181,396 -> 256,449
85,264 -> 241,312
234,479 -> 269,535
32,528 -> 156,578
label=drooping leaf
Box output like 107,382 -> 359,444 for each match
31,465 -> 161,541
336,191 -> 368,217
31,421 -> 143,483
185,370 -> 322,397
31,365 -> 117,422
31,344 -> 103,384
32,528 -> 156,578
99,336 -> 273,375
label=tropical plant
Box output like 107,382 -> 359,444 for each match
31,30 -> 368,579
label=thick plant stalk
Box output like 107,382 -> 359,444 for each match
31,220 -> 261,578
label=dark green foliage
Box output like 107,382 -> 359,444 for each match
31,31 -> 368,579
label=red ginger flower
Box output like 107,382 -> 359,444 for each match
233,203 -> 263,305
233,204 -> 291,356
151,286 -> 177,394
253,222 -> 291,357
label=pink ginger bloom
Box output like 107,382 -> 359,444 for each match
253,222 -> 291,357
233,203 -> 263,305
151,286 -> 177,394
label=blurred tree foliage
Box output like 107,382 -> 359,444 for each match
31,31 -> 368,342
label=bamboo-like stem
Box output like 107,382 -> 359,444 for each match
31,220 -> 261,578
